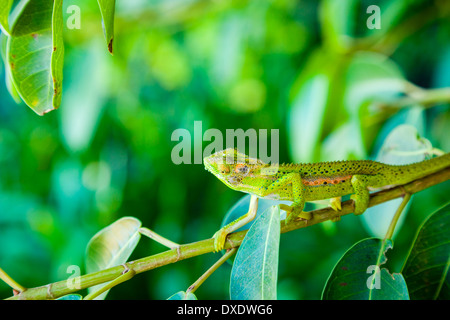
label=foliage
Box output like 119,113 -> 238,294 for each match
0,0 -> 449,300
229,205 -> 280,300
402,203 -> 450,300
322,238 -> 409,300
85,216 -> 141,299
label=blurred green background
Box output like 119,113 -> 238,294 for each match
0,0 -> 449,300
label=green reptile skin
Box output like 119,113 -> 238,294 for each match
204,148 -> 450,251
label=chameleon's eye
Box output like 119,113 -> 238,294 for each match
235,164 -> 249,174
218,163 -> 230,174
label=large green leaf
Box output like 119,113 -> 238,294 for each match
59,42 -> 109,152
343,51 -> 405,114
288,52 -> 332,163
230,205 -> 280,300
85,217 -> 142,300
288,48 -> 347,163
0,0 -> 13,34
402,202 -> 450,300
97,0 -> 116,54
7,0 -> 64,115
322,238 -> 409,300
319,0 -> 359,51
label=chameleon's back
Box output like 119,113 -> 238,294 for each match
253,159 -> 385,201
204,149 -> 450,201
277,153 -> 450,187
278,159 -> 382,177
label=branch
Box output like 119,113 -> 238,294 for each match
375,87 -> 450,110
6,167 -> 450,300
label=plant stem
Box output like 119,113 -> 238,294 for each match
377,87 -> 450,110
5,167 -> 450,300
187,248 -> 237,295
384,192 -> 411,241
139,227 -> 180,249
83,267 -> 136,300
0,267 -> 26,293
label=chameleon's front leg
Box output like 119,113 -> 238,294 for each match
212,195 -> 259,252
350,175 -> 371,215
262,172 -> 311,224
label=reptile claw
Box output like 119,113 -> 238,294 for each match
212,228 -> 228,252
285,210 -> 311,224
330,197 -> 342,211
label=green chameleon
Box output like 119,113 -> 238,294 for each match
204,148 -> 450,251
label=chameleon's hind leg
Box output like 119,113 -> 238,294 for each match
212,196 -> 259,252
262,172 -> 310,224
350,175 -> 371,215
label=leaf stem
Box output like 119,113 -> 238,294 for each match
0,267 -> 26,293
139,227 -> 180,249
83,266 -> 136,300
384,192 -> 411,241
377,87 -> 450,110
187,248 -> 237,295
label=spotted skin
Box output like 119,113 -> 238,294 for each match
204,149 -> 450,251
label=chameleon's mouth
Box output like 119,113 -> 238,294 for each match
226,175 -> 241,186
203,151 -> 229,174
204,154 -> 240,188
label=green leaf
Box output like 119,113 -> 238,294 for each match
322,238 -> 409,300
0,0 -> 13,34
0,33 -> 20,103
167,291 -> 198,300
289,62 -> 331,163
7,0 -> 64,115
402,202 -> 450,300
321,121 -> 366,161
57,294 -> 83,300
319,0 -> 359,51
85,216 -> 142,300
343,52 -> 405,113
288,49 -> 347,163
97,0 -> 116,54
60,42 -> 110,152
230,205 -> 280,300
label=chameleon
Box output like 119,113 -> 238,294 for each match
204,148 -> 450,251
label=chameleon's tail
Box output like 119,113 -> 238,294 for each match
385,152 -> 450,185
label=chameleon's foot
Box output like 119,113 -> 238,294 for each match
330,197 -> 342,211
212,196 -> 259,252
212,228 -> 228,252
284,206 -> 312,224
329,197 -> 342,222
350,194 -> 369,215
351,175 -> 370,215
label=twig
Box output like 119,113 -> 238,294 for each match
187,248 -> 237,295
0,267 -> 26,293
384,191 -> 411,240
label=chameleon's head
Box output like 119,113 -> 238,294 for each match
204,148 -> 265,190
